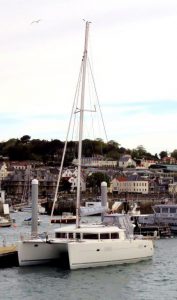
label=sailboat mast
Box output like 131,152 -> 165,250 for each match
76,21 -> 90,228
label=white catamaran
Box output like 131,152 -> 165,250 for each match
17,21 -> 154,269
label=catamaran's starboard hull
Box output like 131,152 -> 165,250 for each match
67,239 -> 154,270
17,240 -> 68,266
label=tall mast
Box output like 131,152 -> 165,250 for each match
76,21 -> 90,228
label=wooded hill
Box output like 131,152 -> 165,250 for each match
1,135 -> 175,165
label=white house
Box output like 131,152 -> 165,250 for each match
118,155 -> 136,169
62,167 -> 86,192
169,183 -> 177,195
68,175 -> 86,192
62,169 -> 74,178
0,162 -> 8,180
138,159 -> 156,168
72,157 -> 117,168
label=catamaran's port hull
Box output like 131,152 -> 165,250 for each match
18,239 -> 153,269
17,240 -> 68,266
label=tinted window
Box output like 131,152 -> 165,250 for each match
170,208 -> 176,213
111,232 -> 119,239
154,207 -> 160,213
162,207 -> 168,213
100,233 -> 110,239
75,233 -> 80,239
55,232 -> 67,238
83,233 -> 98,239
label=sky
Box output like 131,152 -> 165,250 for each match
1,0 -> 177,155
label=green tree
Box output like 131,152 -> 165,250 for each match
132,145 -> 147,159
20,135 -> 31,144
159,151 -> 167,159
107,140 -> 120,148
60,178 -> 72,192
171,150 -> 177,160
87,172 -> 110,193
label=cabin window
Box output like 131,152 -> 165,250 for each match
83,233 -> 98,239
170,207 -> 176,213
55,232 -> 67,238
75,233 -> 81,239
154,207 -> 160,213
111,232 -> 119,239
68,233 -> 74,239
100,233 -> 110,239
162,207 -> 168,213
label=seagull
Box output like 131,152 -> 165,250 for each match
30,19 -> 41,25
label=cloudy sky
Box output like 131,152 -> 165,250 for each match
1,0 -> 177,155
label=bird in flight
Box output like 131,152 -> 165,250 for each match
31,19 -> 41,25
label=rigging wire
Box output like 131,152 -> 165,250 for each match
88,57 -> 108,143
48,60 -> 84,228
49,24 -> 109,229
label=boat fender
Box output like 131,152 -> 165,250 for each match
46,240 -> 52,244
153,230 -> 158,238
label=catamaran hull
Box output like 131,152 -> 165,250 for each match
67,239 -> 154,270
17,240 -> 68,266
18,239 -> 153,269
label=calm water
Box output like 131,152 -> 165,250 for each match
0,213 -> 177,300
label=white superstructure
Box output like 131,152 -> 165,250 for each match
18,215 -> 153,269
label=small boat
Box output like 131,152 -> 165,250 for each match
0,216 -> 12,227
22,217 -> 41,226
0,199 -> 13,227
51,212 -> 76,224
38,204 -> 47,215
21,205 -> 32,213
21,204 -> 46,214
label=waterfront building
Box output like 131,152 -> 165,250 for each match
110,175 -> 149,194
72,157 -> 117,168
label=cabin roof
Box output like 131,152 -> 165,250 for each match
54,224 -> 123,233
153,204 -> 177,208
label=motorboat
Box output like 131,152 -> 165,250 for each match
38,204 -> 47,215
0,193 -> 13,227
0,216 -> 12,228
51,212 -> 76,224
22,217 -> 41,226
21,204 -> 46,214
152,203 -> 177,234
21,205 -> 32,213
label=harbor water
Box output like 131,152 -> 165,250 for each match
0,212 -> 177,300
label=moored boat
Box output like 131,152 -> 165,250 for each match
0,216 -> 12,228
22,217 -> 41,226
51,212 -> 76,224
152,203 -> 177,234
0,192 -> 13,227
17,21 -> 154,269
